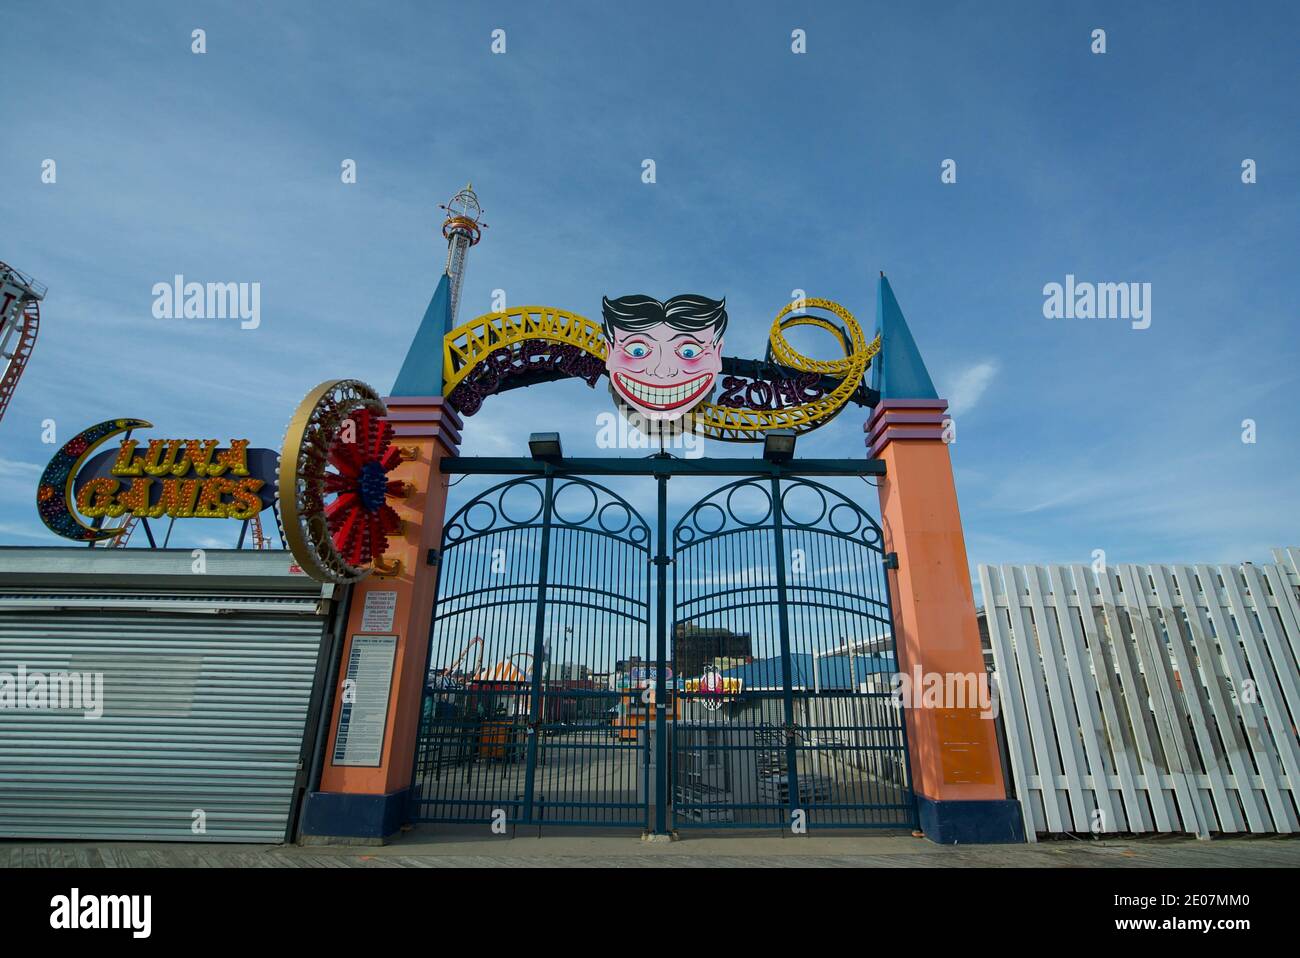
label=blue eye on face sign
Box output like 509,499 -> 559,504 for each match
625,343 -> 649,358
678,344 -> 702,359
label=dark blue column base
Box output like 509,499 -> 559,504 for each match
917,796 -> 1026,844
297,788 -> 409,844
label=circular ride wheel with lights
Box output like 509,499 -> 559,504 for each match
278,379 -> 406,584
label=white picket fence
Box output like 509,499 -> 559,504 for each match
979,549 -> 1300,841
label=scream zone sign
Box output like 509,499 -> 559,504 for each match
448,338 -> 604,416
716,372 -> 825,410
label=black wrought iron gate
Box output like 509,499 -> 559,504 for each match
671,477 -> 914,830
409,465 -> 915,831
410,476 -> 651,826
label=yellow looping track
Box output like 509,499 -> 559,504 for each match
442,299 -> 880,442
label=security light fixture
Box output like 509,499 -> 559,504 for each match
762,429 -> 796,462
528,432 -> 563,461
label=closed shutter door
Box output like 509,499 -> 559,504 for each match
0,597 -> 327,842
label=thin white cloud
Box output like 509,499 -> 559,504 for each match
0,458 -> 43,479
0,521 -> 50,541
946,360 -> 1000,417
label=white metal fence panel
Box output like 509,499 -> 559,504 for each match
980,552 -> 1300,841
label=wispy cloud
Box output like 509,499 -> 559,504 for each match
0,521 -> 49,541
945,360 -> 999,417
0,459 -> 42,479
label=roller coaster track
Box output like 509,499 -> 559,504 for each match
0,262 -> 44,428
442,299 -> 880,442
97,514 -> 139,548
250,512 -> 272,549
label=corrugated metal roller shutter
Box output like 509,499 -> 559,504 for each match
0,592 -> 330,843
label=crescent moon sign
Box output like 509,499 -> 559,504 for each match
36,418 -> 153,542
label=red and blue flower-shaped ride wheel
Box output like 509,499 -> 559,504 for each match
322,407 -> 404,567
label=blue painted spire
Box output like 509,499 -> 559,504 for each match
871,274 -> 938,400
391,272 -> 452,396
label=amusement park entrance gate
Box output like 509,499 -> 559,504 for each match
408,455 -> 916,832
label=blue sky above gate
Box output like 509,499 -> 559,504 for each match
1,1 -> 1297,577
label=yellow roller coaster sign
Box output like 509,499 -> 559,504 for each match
442,298 -> 879,442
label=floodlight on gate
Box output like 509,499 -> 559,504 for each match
528,432 -> 564,461
762,429 -> 796,462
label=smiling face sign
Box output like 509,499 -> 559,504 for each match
601,294 -> 727,421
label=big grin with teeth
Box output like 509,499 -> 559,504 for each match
601,294 -> 728,422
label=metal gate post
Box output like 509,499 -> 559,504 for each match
651,465 -> 670,835
521,472 -> 555,824
768,475 -> 801,828
404,536 -> 448,823
880,551 -> 920,829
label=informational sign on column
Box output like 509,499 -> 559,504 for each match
360,590 -> 397,632
332,634 -> 398,767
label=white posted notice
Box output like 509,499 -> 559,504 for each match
360,590 -> 398,632
332,635 -> 398,767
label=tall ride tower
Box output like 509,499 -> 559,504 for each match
0,262 -> 46,427
438,183 -> 485,326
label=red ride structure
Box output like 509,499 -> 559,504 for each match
323,405 -> 405,567
0,262 -> 45,427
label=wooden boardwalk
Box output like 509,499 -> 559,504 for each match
2,831 -> 1297,868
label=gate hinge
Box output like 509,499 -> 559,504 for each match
883,552 -> 899,571
427,548 -> 441,566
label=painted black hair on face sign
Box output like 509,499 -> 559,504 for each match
601,294 -> 728,344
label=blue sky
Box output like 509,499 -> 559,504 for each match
1,0 -> 1297,577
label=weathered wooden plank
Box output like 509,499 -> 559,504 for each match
1119,565 -> 1210,837
1023,566 -> 1091,831
1170,565 -> 1269,832
1241,563 -> 1300,733
1070,563 -> 1148,832
1195,564 -> 1296,832
1277,548 -> 1300,584
1047,565 -> 1118,832
1261,562 -> 1300,669
1223,564 -> 1300,822
1001,564 -> 1067,833
1149,565 -> 1242,832
1095,568 -> 1178,831
978,565 -> 1040,841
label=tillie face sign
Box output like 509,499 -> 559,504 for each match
439,295 -> 876,442
600,294 -> 726,421
36,418 -> 276,542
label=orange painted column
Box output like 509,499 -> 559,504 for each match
299,396 -> 460,842
867,398 -> 1023,842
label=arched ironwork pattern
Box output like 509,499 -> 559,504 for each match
411,476 -> 651,827
672,476 -> 914,830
